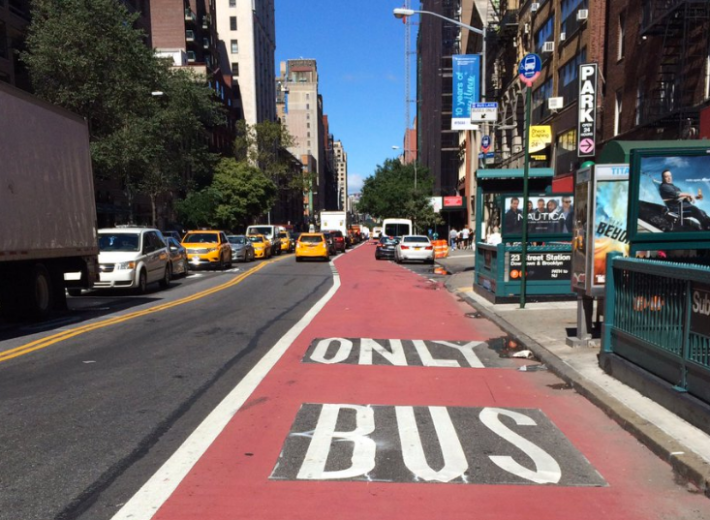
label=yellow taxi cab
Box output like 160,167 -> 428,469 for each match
295,233 -> 330,262
278,230 -> 294,253
247,234 -> 273,259
181,230 -> 232,270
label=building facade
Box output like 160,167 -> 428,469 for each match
601,0 -> 710,144
333,140 -> 348,211
215,0 -> 276,125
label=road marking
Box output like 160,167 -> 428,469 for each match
271,404 -> 606,486
109,254 -> 344,520
0,256 -> 290,364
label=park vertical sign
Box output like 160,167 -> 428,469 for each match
451,55 -> 481,130
577,64 -> 598,157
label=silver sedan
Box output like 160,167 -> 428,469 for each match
394,235 -> 435,264
227,235 -> 255,262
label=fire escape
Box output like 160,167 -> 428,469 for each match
638,0 -> 710,134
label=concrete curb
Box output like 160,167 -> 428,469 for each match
443,274 -> 710,498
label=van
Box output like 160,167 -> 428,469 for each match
245,224 -> 284,256
382,218 -> 413,238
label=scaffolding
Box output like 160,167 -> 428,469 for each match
639,0 -> 710,133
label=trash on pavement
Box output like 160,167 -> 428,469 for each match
518,364 -> 547,372
512,349 -> 533,359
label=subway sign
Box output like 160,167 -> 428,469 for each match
577,63 -> 598,158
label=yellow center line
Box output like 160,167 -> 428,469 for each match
0,255 -> 289,364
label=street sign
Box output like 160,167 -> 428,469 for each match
470,102 -> 498,122
481,135 -> 491,153
577,63 -> 598,158
518,53 -> 541,87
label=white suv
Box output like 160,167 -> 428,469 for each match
95,228 -> 171,293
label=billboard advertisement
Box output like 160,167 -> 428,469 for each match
571,168 -> 590,292
633,151 -> 710,238
502,195 -> 575,236
591,165 -> 629,291
451,55 -> 480,130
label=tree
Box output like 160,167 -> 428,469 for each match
22,0 -> 224,225
211,158 -> 277,231
175,188 -> 220,230
357,159 -> 442,228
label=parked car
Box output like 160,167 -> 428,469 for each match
247,234 -> 273,259
95,227 -> 171,293
165,237 -> 189,277
181,230 -> 232,270
394,235 -> 435,264
245,224 -> 283,256
295,233 -> 330,262
227,235 -> 255,262
323,229 -> 346,252
277,230 -> 295,253
161,230 -> 183,243
375,236 -> 399,260
322,231 -> 338,256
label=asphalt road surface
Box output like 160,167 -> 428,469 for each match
0,253 -> 334,520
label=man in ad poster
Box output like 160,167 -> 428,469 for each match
638,155 -> 710,232
503,196 -> 574,235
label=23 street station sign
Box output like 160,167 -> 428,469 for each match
577,63 -> 598,158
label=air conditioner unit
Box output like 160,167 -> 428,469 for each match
548,97 -> 564,110
543,41 -> 555,53
577,9 -> 589,21
524,23 -> 530,35
559,32 -> 566,41
531,2 -> 540,12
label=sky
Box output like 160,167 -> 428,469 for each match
274,1 -> 415,194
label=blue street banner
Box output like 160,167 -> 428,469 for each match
451,54 -> 480,130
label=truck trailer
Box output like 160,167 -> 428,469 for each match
0,82 -> 98,320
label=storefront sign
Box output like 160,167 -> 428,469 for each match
690,283 -> 710,337
443,196 -> 464,208
577,64 -> 597,158
507,252 -> 572,281
529,126 -> 551,153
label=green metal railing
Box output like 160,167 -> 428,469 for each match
604,253 -> 710,403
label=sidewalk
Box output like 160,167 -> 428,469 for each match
437,248 -> 710,497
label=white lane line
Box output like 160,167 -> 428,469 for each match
111,255 -> 343,520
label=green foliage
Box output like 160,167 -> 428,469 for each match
23,0 -> 225,224
212,158 -> 277,230
176,159 -> 277,231
175,188 -> 220,230
358,159 -> 442,227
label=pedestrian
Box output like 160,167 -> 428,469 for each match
461,227 -> 470,250
449,227 -> 458,249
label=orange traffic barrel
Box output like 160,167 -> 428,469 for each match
433,240 -> 449,259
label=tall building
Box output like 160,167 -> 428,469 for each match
0,0 -> 30,90
279,59 -> 328,211
602,0 -> 710,143
488,0 -> 606,176
418,0 -> 462,200
215,0 -> 276,124
333,140 -> 348,211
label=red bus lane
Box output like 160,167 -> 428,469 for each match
120,245 -> 707,520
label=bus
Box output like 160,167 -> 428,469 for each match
382,218 -> 413,238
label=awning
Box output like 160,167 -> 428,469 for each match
598,140 -> 710,164
476,168 -> 554,180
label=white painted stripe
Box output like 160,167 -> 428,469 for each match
111,256 -> 343,520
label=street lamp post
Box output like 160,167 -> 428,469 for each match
393,7 -> 486,233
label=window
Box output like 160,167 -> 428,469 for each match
232,62 -> 239,76
614,89 -> 622,136
231,40 -> 238,54
307,132 -> 311,137
532,77 -> 553,123
535,16 -> 555,56
0,21 -> 6,59
230,16 -> 237,31
556,128 -> 577,153
558,49 -> 587,101
617,12 -> 626,61
306,103 -> 310,110
229,0 -> 236,6
560,0 -> 587,36
307,122 -> 310,128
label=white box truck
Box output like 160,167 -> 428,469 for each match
320,211 -> 348,236
0,82 -> 98,320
